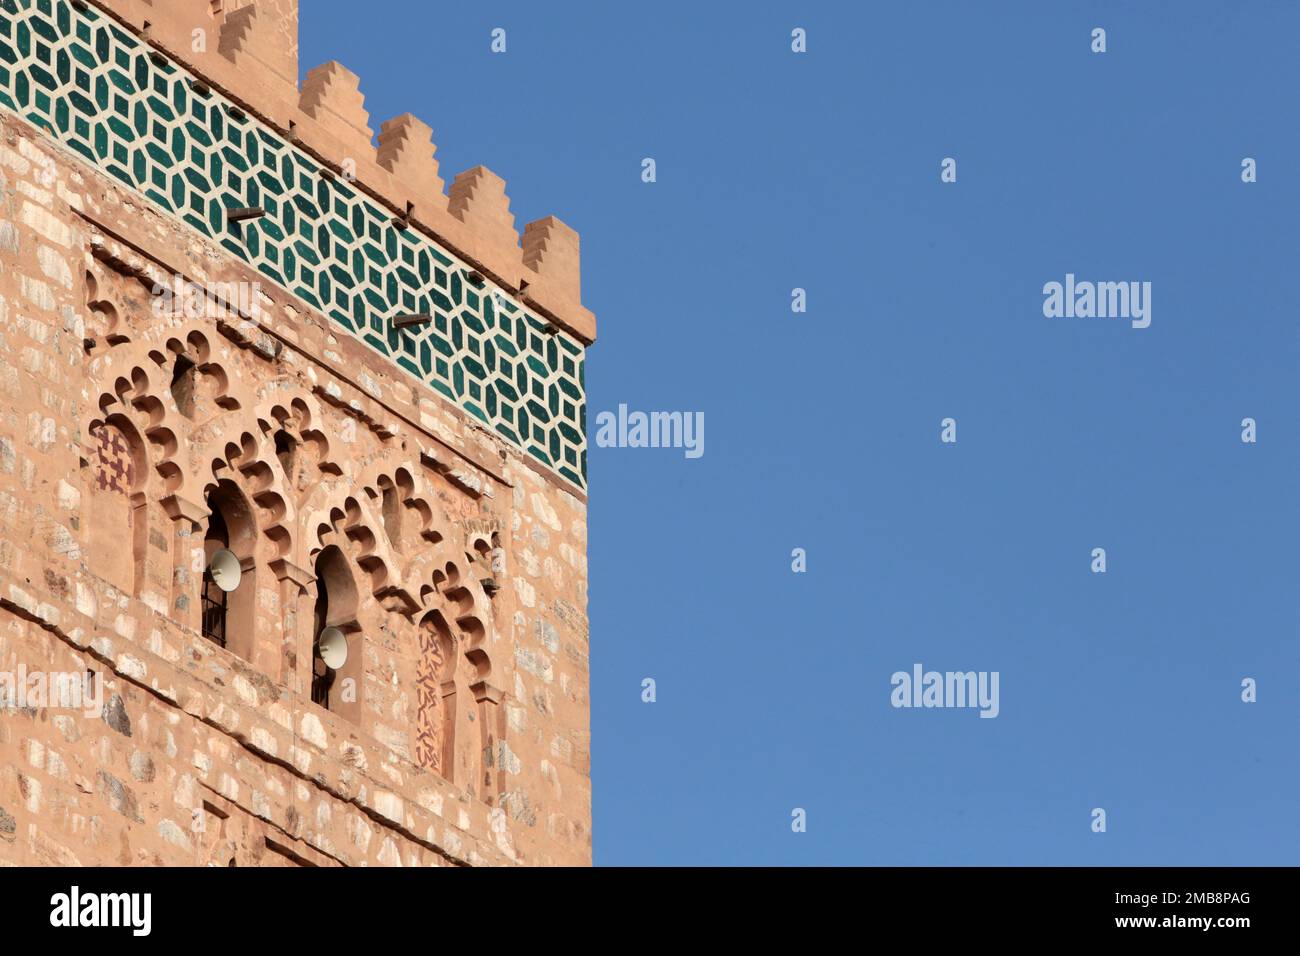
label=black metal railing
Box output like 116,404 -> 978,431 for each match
200,577 -> 227,648
311,657 -> 334,709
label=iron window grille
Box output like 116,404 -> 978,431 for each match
200,573 -> 228,648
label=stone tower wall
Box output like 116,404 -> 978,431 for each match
0,0 -> 593,867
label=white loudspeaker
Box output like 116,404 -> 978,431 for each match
208,549 -> 242,593
317,626 -> 348,670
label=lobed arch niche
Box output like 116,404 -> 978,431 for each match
83,414 -> 150,597
414,608 -> 459,781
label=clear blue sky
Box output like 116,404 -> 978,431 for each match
304,1 -> 1300,865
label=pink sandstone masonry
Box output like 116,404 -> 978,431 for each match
0,0 -> 593,866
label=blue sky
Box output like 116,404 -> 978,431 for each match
304,1 -> 1300,865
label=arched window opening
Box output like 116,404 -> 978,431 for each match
310,546 -> 360,721
274,429 -> 297,485
171,355 -> 197,419
201,505 -> 230,647
381,484 -> 402,551
310,571 -> 332,707
201,481 -> 256,659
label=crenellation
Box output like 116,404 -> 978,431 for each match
377,113 -> 445,211
216,0 -> 298,91
448,165 -> 520,262
523,216 -> 582,304
298,61 -> 375,160
84,0 -> 595,344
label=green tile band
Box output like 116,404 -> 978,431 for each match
0,0 -> 587,491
